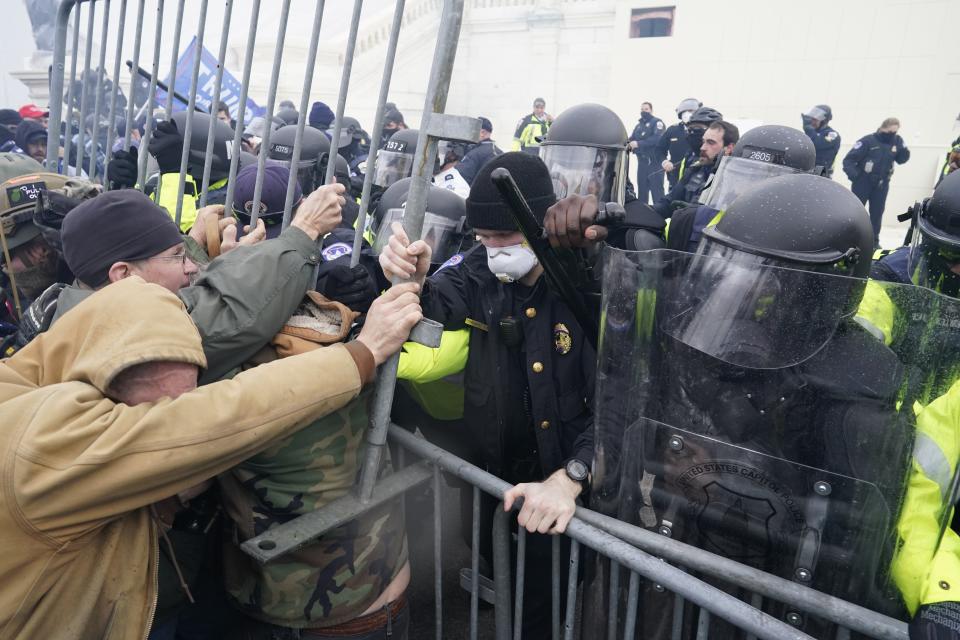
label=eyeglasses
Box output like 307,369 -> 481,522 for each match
149,251 -> 191,267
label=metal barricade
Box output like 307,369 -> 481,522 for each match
44,2 -> 914,639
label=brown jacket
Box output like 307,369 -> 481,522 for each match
0,277 -> 374,639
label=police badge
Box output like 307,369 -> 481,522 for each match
553,322 -> 572,355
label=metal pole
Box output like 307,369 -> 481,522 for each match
563,540 -> 579,640
513,528 -> 526,640
281,0 -> 328,227
137,0 -> 165,189
355,0 -> 467,504
48,0 -> 81,170
123,0 -> 146,152
248,0 -> 292,227
104,0 -> 128,182
173,0 -> 209,227
88,0 -> 112,181
493,503 -> 513,640
350,0 -> 405,267
622,572 -> 641,640
433,466 -> 443,640
323,0 -> 363,187
164,0 -> 186,117
222,0 -> 261,216
607,560 -> 621,640
470,486 -> 481,640
198,0 -> 234,207
552,535 -> 561,640
75,0 -> 97,178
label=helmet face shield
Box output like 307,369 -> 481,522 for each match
373,149 -> 414,188
374,208 -> 464,264
804,106 -> 829,122
909,224 -> 960,297
703,156 -> 802,211
664,238 -> 856,369
539,144 -> 625,203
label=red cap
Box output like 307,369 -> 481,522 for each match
18,104 -> 48,119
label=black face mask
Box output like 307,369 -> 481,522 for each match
877,131 -> 897,144
686,128 -> 705,153
640,111 -> 652,122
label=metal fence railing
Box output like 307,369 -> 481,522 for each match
45,2 -> 913,639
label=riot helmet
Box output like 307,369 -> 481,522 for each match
268,124 -> 331,194
666,174 -> 873,369
372,177 -> 470,265
275,108 -> 299,126
538,103 -> 629,204
373,128 -> 419,188
703,125 -> 817,211
908,170 -> 960,296
332,116 -> 366,149
675,97 -> 701,122
684,106 -> 723,155
169,111 -> 234,183
803,104 -> 833,128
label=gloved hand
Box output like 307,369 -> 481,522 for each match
106,148 -> 139,189
669,200 -> 692,211
321,263 -> 378,313
148,120 -> 185,173
910,602 -> 960,639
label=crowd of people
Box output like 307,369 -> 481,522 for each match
0,85 -> 959,640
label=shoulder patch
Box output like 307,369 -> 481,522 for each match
656,121 -> 665,130
435,253 -> 464,273
825,131 -> 838,142
852,141 -> 862,150
321,242 -> 353,262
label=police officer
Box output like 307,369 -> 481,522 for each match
268,124 -> 332,195
373,128 -> 419,188
656,97 -> 700,189
589,173 -> 960,638
512,97 -> 552,155
802,104 -> 841,177
667,124 -> 816,252
629,101 -> 666,204
380,152 -> 594,640
938,134 -> 960,186
105,111 -> 235,231
652,111 -> 735,219
539,102 -> 630,205
457,117 -> 501,186
843,117 -> 911,246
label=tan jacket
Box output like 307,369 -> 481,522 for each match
0,277 -> 375,640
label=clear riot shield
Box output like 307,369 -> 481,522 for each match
586,247 -> 960,639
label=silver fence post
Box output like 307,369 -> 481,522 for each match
136,0 -> 166,189
163,0 -> 186,117
75,0 -> 96,178
221,0 -> 261,216
123,0 -> 146,152
493,503 -> 513,640
470,486 -> 481,640
247,0 -> 292,227
552,536 -> 561,640
49,0 -> 82,171
607,560 -> 621,640
355,0 -> 467,504
513,528 -> 527,640
88,0 -> 111,181
323,0 -> 363,187
280,0 -> 328,226
104,0 -> 128,182
349,0 -> 406,266
198,0 -> 234,207
563,540 -> 580,640
433,466 -> 444,640
173,0 -> 209,227
622,571 -> 641,640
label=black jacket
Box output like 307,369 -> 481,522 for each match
420,245 -> 594,478
457,140 -> 502,185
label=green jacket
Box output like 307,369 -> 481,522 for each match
53,226 -> 321,384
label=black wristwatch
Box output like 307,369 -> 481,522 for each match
564,458 -> 590,494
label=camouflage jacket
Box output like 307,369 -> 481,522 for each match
219,294 -> 408,628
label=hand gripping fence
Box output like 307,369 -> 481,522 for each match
47,2 -> 911,638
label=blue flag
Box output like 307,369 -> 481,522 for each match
155,36 -> 264,125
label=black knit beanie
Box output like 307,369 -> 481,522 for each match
466,152 -> 557,231
62,190 -> 184,287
